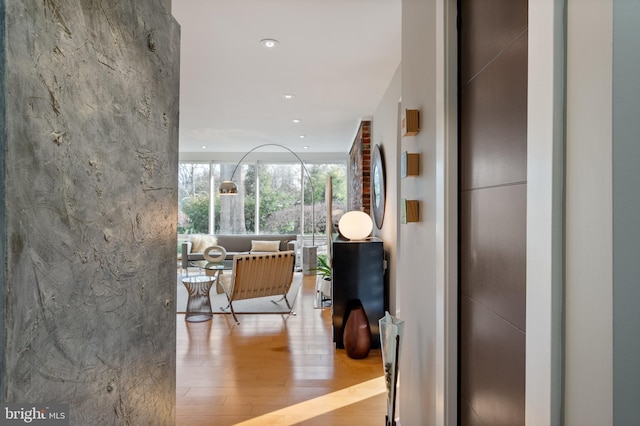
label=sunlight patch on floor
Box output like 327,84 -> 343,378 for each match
233,376 -> 386,426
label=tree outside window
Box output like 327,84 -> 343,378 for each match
178,163 -> 210,234
178,161 -> 347,237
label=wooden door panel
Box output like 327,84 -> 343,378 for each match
460,33 -> 528,191
460,0 -> 528,85
460,399 -> 485,426
459,1 -> 528,424
460,184 -> 527,330
460,296 -> 526,426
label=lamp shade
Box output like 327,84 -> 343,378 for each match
338,211 -> 373,241
218,180 -> 238,195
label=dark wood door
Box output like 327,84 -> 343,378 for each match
458,1 -> 528,424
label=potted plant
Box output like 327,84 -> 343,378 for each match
312,254 -> 332,280
311,254 -> 332,307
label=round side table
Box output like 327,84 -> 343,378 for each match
182,276 -> 215,322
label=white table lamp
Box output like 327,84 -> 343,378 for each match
338,211 -> 373,241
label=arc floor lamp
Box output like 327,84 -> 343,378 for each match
217,143 -> 316,247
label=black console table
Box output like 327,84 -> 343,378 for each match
331,238 -> 387,349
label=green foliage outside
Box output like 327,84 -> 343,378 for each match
179,195 -> 209,234
242,166 -> 261,232
178,163 -> 210,234
178,161 -> 347,236
258,164 -> 302,234
306,164 -> 347,206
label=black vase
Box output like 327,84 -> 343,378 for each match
343,305 -> 372,359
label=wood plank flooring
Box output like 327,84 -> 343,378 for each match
176,274 -> 387,425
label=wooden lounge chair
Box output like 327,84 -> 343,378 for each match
218,251 -> 296,324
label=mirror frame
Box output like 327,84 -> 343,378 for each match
371,144 -> 386,229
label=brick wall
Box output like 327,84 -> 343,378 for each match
348,120 -> 372,214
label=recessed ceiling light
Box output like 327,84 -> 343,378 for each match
304,146 -> 309,149
292,119 -> 301,124
260,38 -> 279,48
202,146 -> 207,149
282,94 -> 295,100
299,135 -> 306,139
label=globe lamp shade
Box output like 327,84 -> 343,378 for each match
218,180 -> 238,195
338,211 -> 373,241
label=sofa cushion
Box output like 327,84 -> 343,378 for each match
181,234 -> 297,270
250,240 -> 280,253
190,234 -> 218,253
215,234 -> 297,253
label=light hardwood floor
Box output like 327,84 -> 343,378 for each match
176,274 -> 387,425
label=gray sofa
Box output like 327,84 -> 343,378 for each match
181,234 -> 298,270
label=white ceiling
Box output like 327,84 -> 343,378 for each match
172,0 -> 401,155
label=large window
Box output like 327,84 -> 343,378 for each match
257,163 -> 303,234
178,160 -> 347,238
215,162 -> 256,234
178,163 -> 210,234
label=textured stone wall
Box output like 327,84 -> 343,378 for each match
0,0 -> 7,400
1,1 -> 179,423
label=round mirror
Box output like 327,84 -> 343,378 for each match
371,144 -> 386,229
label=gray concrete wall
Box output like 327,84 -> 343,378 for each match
0,0 -> 7,400
1,1 -> 179,423
613,0 -> 640,423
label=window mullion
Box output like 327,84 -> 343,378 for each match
255,160 -> 260,235
209,161 -> 214,234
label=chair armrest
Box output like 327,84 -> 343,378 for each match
181,242 -> 189,270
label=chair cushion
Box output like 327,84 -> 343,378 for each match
218,273 -> 233,294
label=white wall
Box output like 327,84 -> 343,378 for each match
526,0 -> 565,424
564,0 -> 614,424
372,66 -> 400,313
397,0 -> 440,424
394,0 -> 457,424
528,1 -> 617,423
434,0 -> 459,422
